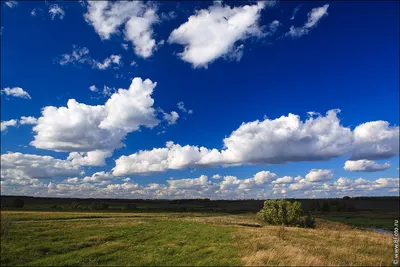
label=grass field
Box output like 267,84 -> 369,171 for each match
0,211 -> 395,266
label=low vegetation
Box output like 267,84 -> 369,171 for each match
256,199 -> 316,228
0,210 -> 394,266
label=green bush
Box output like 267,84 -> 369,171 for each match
300,213 -> 316,228
256,199 -> 303,226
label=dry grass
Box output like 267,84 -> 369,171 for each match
1,211 -> 393,266
234,223 -> 392,266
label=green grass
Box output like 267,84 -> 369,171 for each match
1,211 -> 394,266
1,217 -> 240,266
314,211 -> 399,230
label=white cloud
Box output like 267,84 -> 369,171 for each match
290,5 -> 302,20
81,171 -> 115,184
49,4 -> 65,20
84,1 -> 159,58
1,152 -> 83,180
31,78 -> 161,166
351,121 -> 399,160
1,119 -> 18,132
3,164 -> 398,199
168,2 -> 266,68
177,101 -> 193,114
344,160 -> 391,172
99,78 -> 159,132
20,116 -> 38,125
31,8 -> 44,17
272,176 -> 295,184
2,87 -> 31,99
4,1 -> 18,8
163,111 -> 179,125
121,43 -> 129,50
89,85 -> 98,92
286,4 -> 329,38
113,109 -> 400,175
212,174 -> 221,179
67,150 -> 113,167
58,46 -> 122,70
93,55 -> 122,70
305,169 -> 333,182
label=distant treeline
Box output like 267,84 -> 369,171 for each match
1,195 -> 399,213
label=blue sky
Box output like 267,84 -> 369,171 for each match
1,1 -> 399,199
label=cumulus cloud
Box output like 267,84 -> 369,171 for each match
113,108 -> 399,176
305,169 -> 333,182
67,150 -> 113,167
344,160 -> 391,172
84,1 -> 159,58
1,119 -> 18,132
113,109 -> 356,175
49,4 -> 65,20
212,174 -> 221,179
20,116 -> 38,125
2,87 -> 31,99
14,169 -> 397,199
286,4 -> 329,38
163,111 -> 179,125
58,45 -> 122,70
31,78 -> 159,158
1,152 -> 83,180
351,121 -> 399,160
168,2 -> 266,68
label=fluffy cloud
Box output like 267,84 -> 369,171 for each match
344,160 -> 391,172
31,78 -> 159,156
351,121 -> 399,160
1,119 -> 18,132
67,150 -> 113,167
20,116 -> 38,125
286,4 -> 329,38
212,174 -> 221,179
113,109 -> 399,175
84,1 -> 159,58
1,116 -> 37,132
1,87 -> 31,99
163,111 -> 179,125
49,4 -> 65,20
113,110 -> 355,175
58,45 -> 122,70
17,171 -> 398,199
305,169 -> 333,182
168,2 -> 266,68
1,152 -> 83,180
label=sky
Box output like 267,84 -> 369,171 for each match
1,0 -> 399,199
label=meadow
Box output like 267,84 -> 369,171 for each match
0,210 -> 396,266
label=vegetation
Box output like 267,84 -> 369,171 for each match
256,199 -> 315,228
0,211 -> 393,266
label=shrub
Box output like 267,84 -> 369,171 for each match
11,199 -> 24,208
300,213 -> 316,228
257,199 -> 303,226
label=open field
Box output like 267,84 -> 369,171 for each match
1,210 -> 395,266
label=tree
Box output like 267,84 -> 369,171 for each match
256,199 -> 303,226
